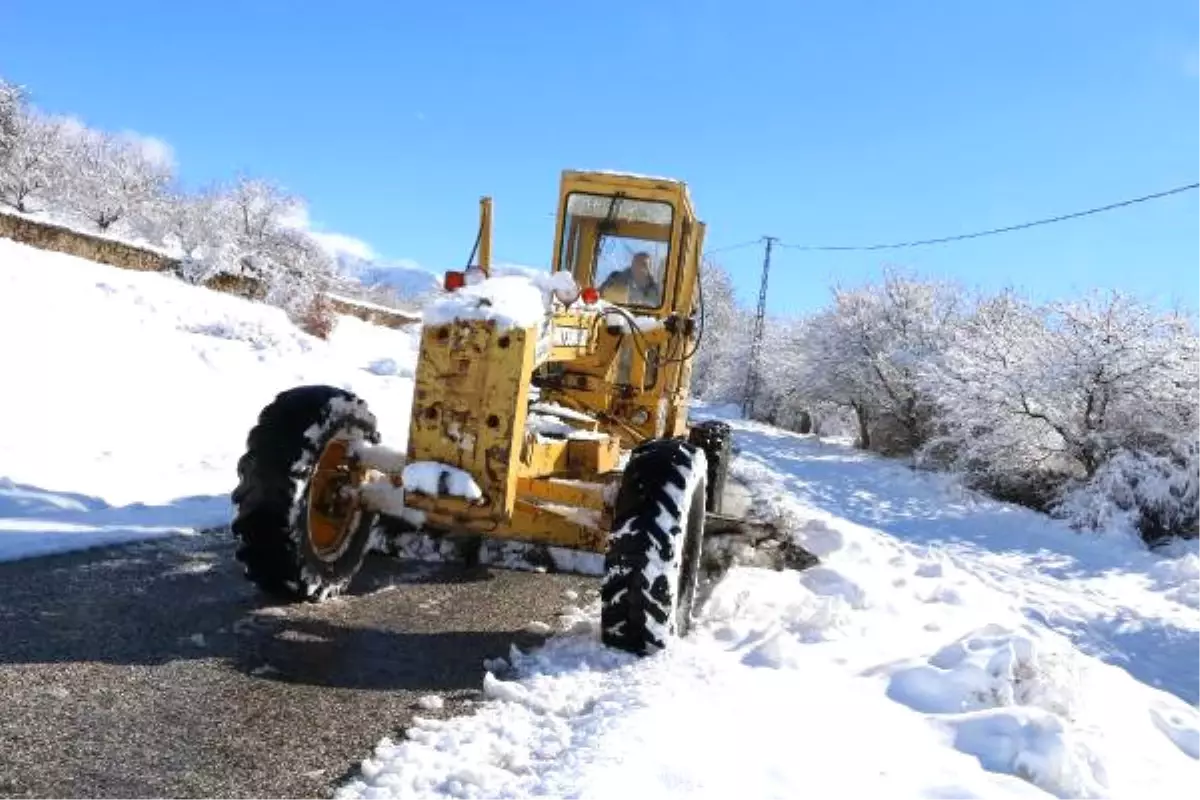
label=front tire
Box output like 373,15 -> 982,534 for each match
600,438 -> 708,656
231,385 -> 381,601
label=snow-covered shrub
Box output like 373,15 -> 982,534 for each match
1055,437 -> 1199,543
182,318 -> 294,352
296,293 -> 336,340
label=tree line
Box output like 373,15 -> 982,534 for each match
692,259 -> 1198,545
0,76 -> 357,325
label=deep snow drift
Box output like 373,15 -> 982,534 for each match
0,237 -> 418,561
337,412 -> 1198,800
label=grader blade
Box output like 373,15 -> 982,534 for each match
698,475 -> 818,577
701,511 -> 818,577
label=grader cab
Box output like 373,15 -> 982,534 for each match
230,169 -> 812,656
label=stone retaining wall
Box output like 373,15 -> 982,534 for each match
0,211 -> 178,273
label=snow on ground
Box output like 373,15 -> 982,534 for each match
2,239 -> 1196,796
0,479 -> 230,562
339,409 -> 1198,799
0,237 -> 418,561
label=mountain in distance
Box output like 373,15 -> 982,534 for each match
333,252 -> 443,303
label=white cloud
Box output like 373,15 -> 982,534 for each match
117,130 -> 176,170
278,202 -> 377,261
309,230 -> 376,261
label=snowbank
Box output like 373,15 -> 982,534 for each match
339,418 -> 1199,799
337,605 -> 1048,800
0,237 -> 418,559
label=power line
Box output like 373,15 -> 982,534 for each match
701,181 -> 1193,420
776,182 -> 1199,252
703,238 -> 764,257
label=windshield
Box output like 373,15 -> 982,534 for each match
558,192 -> 674,310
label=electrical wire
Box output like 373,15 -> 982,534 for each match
775,182 -> 1199,252
702,238 -> 764,256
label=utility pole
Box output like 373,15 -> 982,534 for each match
742,236 -> 777,418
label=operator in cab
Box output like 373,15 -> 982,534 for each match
599,251 -> 661,306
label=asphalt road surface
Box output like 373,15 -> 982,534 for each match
0,532 -> 597,798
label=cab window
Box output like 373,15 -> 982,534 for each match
558,193 -> 674,310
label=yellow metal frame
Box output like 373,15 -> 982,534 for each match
393,170 -> 706,552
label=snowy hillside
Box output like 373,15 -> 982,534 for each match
338,417 -> 1198,799
0,237 -> 418,559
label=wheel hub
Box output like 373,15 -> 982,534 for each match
307,437 -> 366,559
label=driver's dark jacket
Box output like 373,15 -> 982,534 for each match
598,268 -> 660,305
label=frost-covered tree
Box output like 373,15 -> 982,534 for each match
62,129 -> 173,232
149,185 -> 238,273
1046,292 -> 1198,470
691,258 -> 753,404
222,176 -> 336,313
929,291 -> 1196,476
795,305 -> 874,446
0,78 -> 24,165
750,316 -> 811,428
920,290 -> 1061,496
0,111 -> 73,213
924,288 -> 1199,537
796,270 -> 961,453
147,177 -> 335,317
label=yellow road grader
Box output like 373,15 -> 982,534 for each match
230,169 -> 812,656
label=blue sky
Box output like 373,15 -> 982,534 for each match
1,0 -> 1196,316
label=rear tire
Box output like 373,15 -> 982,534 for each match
688,420 -> 731,514
600,438 -> 708,656
231,385 -> 381,601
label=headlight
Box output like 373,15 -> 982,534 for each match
631,408 -> 649,425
